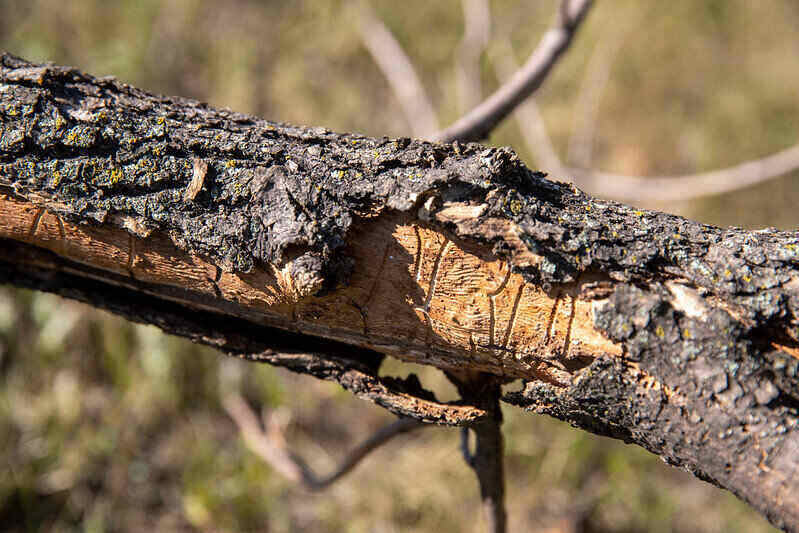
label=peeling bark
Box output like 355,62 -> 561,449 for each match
1,54 -> 799,530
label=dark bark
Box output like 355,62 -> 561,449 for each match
1,54 -> 799,530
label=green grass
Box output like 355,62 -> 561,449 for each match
2,1 -> 795,531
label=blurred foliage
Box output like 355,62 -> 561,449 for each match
1,0 -> 796,531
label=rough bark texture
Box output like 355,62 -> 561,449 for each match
1,54 -> 799,530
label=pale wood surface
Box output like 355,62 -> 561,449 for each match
0,193 -> 620,384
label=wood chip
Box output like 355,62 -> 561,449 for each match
183,158 -> 208,202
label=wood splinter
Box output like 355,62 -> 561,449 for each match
183,158 -> 208,202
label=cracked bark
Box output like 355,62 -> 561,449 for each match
1,54 -> 799,530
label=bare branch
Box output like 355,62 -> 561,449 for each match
566,17 -> 630,170
356,1 -> 439,138
571,143 -> 799,202
448,373 -> 507,533
460,426 -> 475,466
447,371 -> 507,533
222,393 -> 424,491
469,420 -> 507,533
455,0 -> 492,113
492,24 -> 799,203
489,38 -> 566,178
5,54 -> 799,530
434,0 -> 594,143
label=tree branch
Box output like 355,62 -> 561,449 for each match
489,38 -> 566,178
490,24 -> 799,202
2,54 -> 799,530
566,15 -> 631,171
222,392 -> 423,490
455,0 -> 492,114
453,375 -> 507,533
470,419 -> 506,533
434,0 -> 594,143
570,143 -> 799,202
356,1 -> 439,138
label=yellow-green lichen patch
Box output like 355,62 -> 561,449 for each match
0,126 -> 25,150
50,170 -> 63,188
62,125 -> 98,148
148,118 -> 167,138
110,168 -> 124,185
54,112 -> 66,131
136,157 -> 156,174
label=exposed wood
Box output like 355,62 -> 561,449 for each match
0,235 -> 490,426
2,54 -> 799,530
0,193 -> 619,384
183,157 -> 207,201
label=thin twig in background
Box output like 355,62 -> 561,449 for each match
490,8 -> 799,203
434,0 -> 594,143
222,393 -> 424,491
570,143 -> 799,203
566,15 -> 631,172
356,1 -> 439,138
455,0 -> 492,114
490,38 -> 566,178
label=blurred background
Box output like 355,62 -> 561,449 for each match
1,1 -> 797,531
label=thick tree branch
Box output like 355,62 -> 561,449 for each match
434,0 -> 594,143
2,55 -> 799,530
